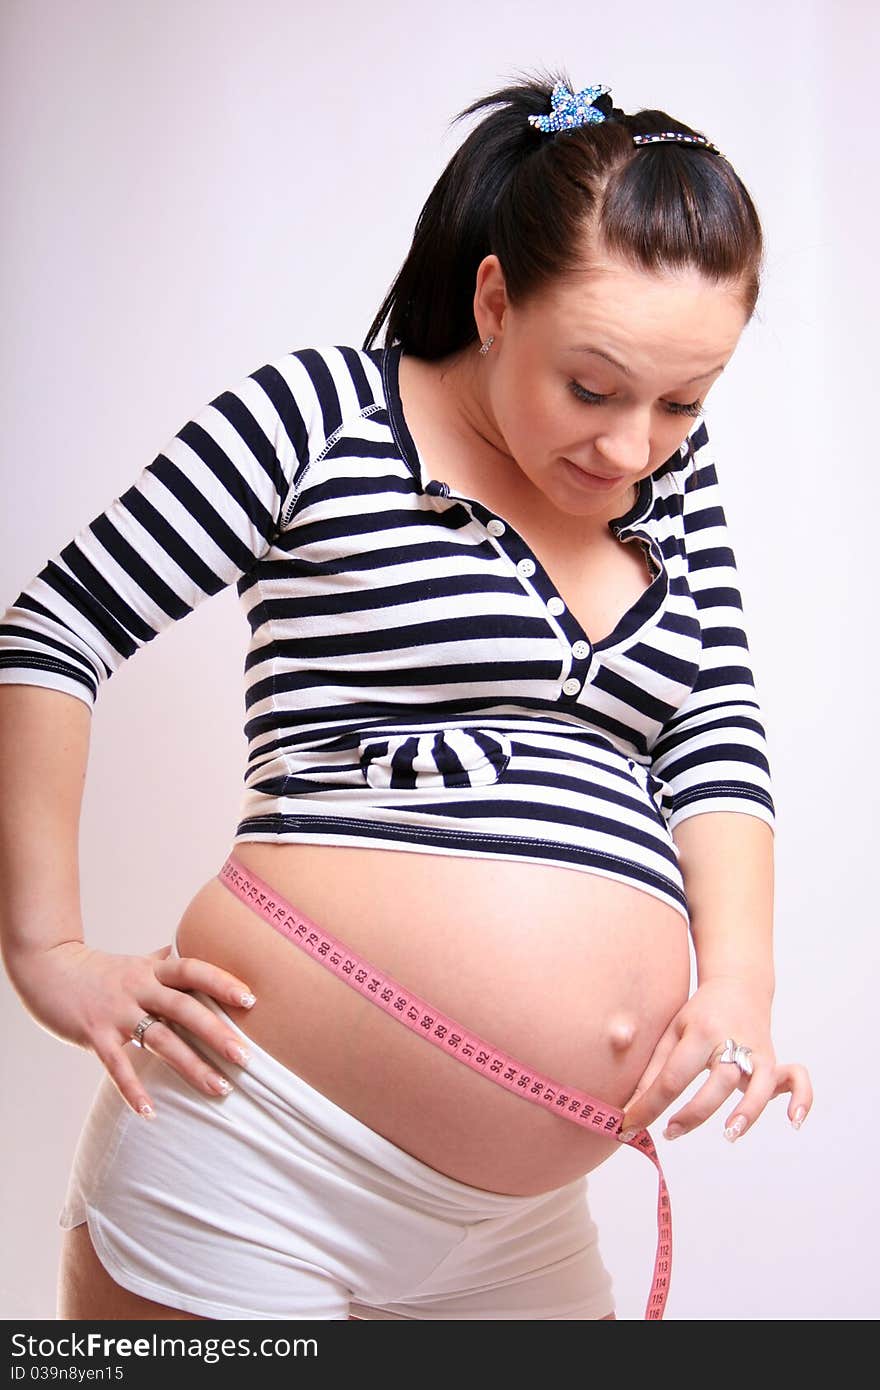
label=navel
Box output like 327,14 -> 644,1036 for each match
607,1015 -> 638,1051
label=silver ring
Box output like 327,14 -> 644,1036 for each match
714,1037 -> 754,1077
131,1013 -> 161,1048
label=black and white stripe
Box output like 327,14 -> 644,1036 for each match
0,341 -> 774,924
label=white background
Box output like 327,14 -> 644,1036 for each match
1,0 -> 875,1320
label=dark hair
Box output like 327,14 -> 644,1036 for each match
362,65 -> 764,359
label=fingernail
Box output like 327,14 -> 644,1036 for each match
208,1074 -> 234,1095
138,1102 -> 156,1120
238,992 -> 257,1009
664,1123 -> 684,1141
618,1127 -> 639,1143
790,1105 -> 806,1130
724,1115 -> 747,1142
225,1041 -> 251,1066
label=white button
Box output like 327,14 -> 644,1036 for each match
562,677 -> 581,696
572,640 -> 590,659
547,596 -> 565,615
487,518 -> 506,536
517,558 -> 536,578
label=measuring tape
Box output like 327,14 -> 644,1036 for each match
218,853 -> 672,1320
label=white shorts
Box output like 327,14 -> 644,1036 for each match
59,933 -> 616,1321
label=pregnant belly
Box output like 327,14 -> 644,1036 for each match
175,842 -> 690,1196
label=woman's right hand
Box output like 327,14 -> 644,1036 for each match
5,939 -> 257,1117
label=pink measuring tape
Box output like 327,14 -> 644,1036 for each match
218,853 -> 672,1320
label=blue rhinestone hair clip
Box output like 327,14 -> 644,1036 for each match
527,81 -> 612,133
528,80 -> 728,161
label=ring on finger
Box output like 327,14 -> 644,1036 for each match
131,1013 -> 163,1048
710,1037 -> 754,1077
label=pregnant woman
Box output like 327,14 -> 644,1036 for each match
0,72 -> 811,1321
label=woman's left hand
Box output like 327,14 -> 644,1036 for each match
617,976 -> 813,1143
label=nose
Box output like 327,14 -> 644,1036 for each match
592,416 -> 652,476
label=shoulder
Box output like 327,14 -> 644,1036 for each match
249,342 -> 386,416
230,342 -> 388,465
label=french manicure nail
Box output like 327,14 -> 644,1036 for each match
225,1041 -> 251,1066
790,1105 -> 806,1130
208,1075 -> 234,1095
138,1102 -> 156,1120
618,1127 -> 639,1143
724,1115 -> 747,1142
238,992 -> 257,1008
664,1123 -> 684,1140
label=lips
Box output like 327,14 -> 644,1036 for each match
563,458 -> 626,486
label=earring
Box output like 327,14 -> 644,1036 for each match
479,335 -> 495,356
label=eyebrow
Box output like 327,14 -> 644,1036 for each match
572,346 -> 727,385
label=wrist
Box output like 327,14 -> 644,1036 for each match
2,933 -> 87,976
695,966 -> 775,1002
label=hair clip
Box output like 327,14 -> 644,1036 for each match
632,130 -> 725,157
527,81 -> 611,134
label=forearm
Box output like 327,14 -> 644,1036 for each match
0,684 -> 91,965
673,810 -> 775,1000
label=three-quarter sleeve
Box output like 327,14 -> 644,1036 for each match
0,354 -> 318,711
649,421 -> 776,834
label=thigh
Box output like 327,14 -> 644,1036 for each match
59,1220 -> 362,1320
58,1221 -> 206,1320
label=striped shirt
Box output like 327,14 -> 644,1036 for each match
0,340 -> 775,925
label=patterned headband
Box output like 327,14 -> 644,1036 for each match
527,81 -> 728,161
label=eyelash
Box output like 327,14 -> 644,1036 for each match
567,380 -> 705,418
